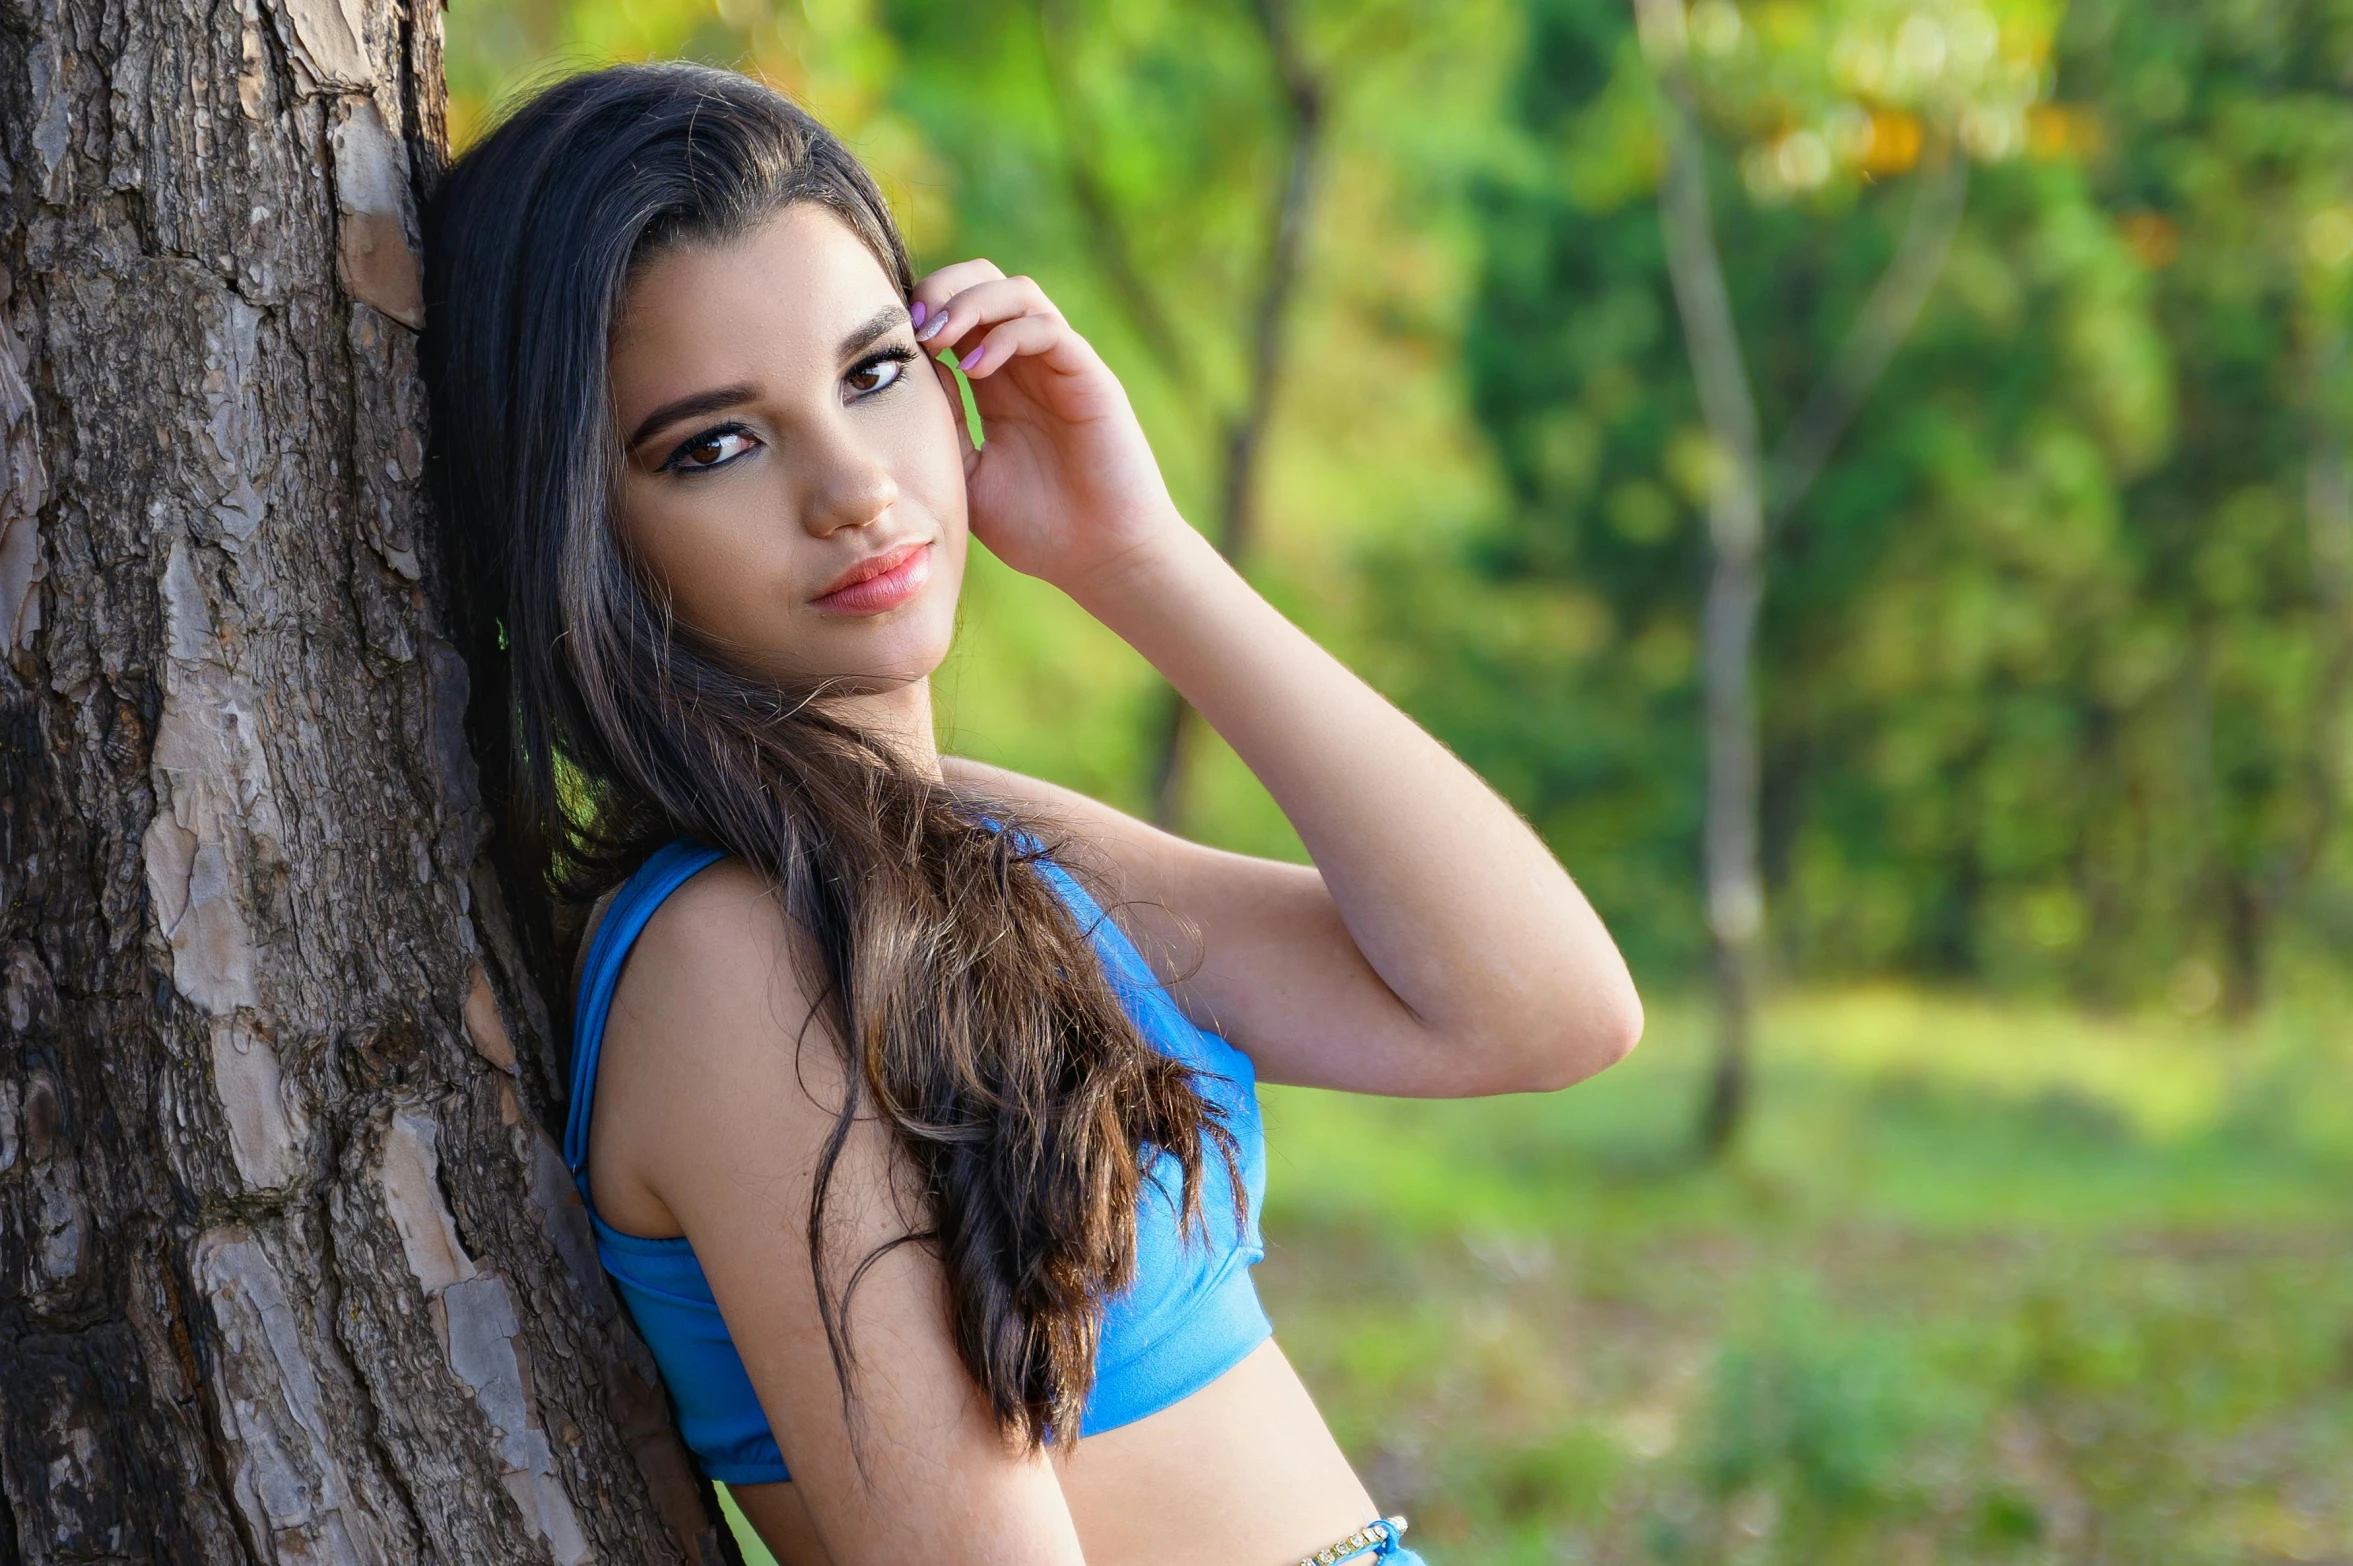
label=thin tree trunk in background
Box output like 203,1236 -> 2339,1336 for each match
2220,876 -> 2270,1021
1639,0 -> 1967,1155
1635,21 -> 1766,1155
2299,335 -> 2353,875
0,1 -> 728,1559
1148,0 -> 1322,831
2303,342 -> 2353,832
1653,87 -> 1768,1159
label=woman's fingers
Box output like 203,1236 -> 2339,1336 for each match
908,259 -> 1007,341
954,313 -> 1064,377
909,257 -> 1005,319
912,264 -> 1116,423
913,273 -> 1059,359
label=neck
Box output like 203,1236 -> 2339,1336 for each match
831,675 -> 942,780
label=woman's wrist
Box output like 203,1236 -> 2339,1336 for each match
1059,508 -> 1234,632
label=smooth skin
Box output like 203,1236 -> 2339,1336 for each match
591,203 -> 1644,1566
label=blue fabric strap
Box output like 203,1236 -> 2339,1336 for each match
563,839 -> 729,1181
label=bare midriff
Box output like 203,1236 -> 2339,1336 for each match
729,1337 -> 1379,1566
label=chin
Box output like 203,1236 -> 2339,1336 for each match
793,622 -> 957,695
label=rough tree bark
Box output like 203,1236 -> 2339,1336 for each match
0,0 -> 735,1560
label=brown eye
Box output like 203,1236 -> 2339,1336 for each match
844,353 -> 908,399
661,426 -> 757,473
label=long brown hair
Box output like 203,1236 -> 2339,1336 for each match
420,61 -> 1237,1454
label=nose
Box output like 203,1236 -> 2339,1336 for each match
800,433 -> 899,538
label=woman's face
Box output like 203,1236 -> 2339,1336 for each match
607,203 -> 968,695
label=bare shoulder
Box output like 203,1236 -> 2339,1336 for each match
606,854 -> 828,1063
588,855 -> 850,1236
593,849 -> 1081,1556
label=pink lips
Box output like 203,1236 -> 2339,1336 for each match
811,541 -> 932,616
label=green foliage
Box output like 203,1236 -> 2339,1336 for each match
443,0 -> 2353,1004
1428,0 -> 2353,1005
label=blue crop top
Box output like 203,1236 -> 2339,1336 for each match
562,839 -> 1272,1485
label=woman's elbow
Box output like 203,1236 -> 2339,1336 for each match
1470,977 -> 1645,1095
1587,981 -> 1646,1076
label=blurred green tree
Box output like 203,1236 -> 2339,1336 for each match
1638,0 -> 2048,1151
2056,0 -> 2353,1016
1434,0 -> 2353,1139
1448,0 -> 2093,1147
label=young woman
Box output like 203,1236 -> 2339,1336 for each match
421,61 -> 1640,1566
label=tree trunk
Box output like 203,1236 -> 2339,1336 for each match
2219,873 -> 2268,1022
1637,0 -> 1968,1155
0,1 -> 731,1561
1647,61 -> 1766,1160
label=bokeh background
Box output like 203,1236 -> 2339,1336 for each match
444,2 -> 2353,1560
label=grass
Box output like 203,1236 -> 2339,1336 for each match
723,987 -> 2353,1564
1256,988 -> 2353,1565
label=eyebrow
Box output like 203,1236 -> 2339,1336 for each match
837,304 -> 909,363
623,305 -> 913,451
626,383 -> 759,450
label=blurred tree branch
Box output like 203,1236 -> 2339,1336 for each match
1766,150 -> 1971,523
1149,0 -> 1327,828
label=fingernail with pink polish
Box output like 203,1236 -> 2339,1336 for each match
909,299 -> 928,329
917,311 -> 944,342
960,344 -> 985,371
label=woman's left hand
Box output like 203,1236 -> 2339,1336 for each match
910,260 -> 1185,595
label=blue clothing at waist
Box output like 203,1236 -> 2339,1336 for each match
561,837 -> 1273,1485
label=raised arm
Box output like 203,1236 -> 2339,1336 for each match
915,264 -> 1642,1099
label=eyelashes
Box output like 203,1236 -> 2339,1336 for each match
659,423 -> 759,473
846,345 -> 917,396
654,346 -> 921,475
